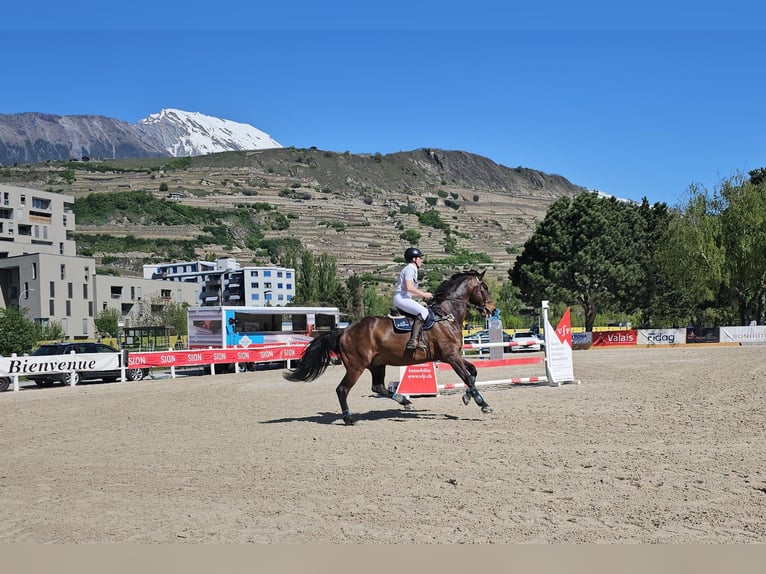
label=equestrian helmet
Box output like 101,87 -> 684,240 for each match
404,247 -> 423,262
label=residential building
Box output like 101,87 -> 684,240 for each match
0,185 -> 199,339
143,257 -> 295,307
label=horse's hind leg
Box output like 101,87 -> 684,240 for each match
336,367 -> 365,426
369,364 -> 413,411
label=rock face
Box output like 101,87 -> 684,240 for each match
0,109 -> 282,165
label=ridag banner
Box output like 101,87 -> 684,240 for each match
637,329 -> 686,346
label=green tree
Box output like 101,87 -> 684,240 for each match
509,192 -> 647,332
716,175 -> 766,324
653,184 -> 726,327
94,308 -> 122,337
158,300 -> 189,336
0,307 -> 40,355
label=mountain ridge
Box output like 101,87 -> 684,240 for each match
0,109 -> 282,166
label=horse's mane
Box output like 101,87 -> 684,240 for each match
433,270 -> 482,302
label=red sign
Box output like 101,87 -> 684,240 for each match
591,330 -> 637,347
127,343 -> 309,368
395,363 -> 438,396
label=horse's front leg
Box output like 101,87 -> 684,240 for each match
448,357 -> 492,414
369,364 -> 413,410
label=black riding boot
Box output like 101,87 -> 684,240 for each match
406,316 -> 424,350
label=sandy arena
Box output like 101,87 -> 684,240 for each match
0,345 -> 764,543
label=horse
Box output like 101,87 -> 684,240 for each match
284,270 -> 496,425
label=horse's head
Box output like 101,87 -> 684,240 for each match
469,270 -> 495,317
433,270 -> 496,318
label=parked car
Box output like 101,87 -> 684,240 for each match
25,342 -> 149,387
463,329 -> 512,354
509,330 -> 543,352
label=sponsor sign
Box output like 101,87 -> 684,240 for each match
572,331 -> 592,350
127,343 -> 309,368
637,328 -> 685,346
543,305 -> 575,383
395,362 -> 438,396
591,330 -> 637,347
686,327 -> 720,344
719,326 -> 766,345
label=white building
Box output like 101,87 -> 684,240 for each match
143,257 -> 295,307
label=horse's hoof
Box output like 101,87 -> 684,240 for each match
462,393 -> 471,406
481,405 -> 493,414
343,416 -> 356,425
403,403 -> 414,411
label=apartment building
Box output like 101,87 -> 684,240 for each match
0,184 -> 198,339
143,257 -> 295,307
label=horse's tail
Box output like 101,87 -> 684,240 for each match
283,329 -> 342,382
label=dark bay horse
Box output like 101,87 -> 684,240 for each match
284,270 -> 496,425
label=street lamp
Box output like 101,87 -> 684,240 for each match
17,288 -> 35,310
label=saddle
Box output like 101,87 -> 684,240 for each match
388,307 -> 436,333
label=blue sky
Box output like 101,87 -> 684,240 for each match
3,2 -> 765,206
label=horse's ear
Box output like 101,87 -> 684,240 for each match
478,270 -> 486,280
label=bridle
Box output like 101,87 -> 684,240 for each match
433,277 -> 493,317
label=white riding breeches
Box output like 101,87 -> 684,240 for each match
393,293 -> 428,320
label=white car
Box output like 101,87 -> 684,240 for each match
510,331 -> 542,352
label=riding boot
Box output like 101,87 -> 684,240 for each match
406,316 -> 424,350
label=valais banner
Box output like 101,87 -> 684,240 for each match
543,306 -> 575,384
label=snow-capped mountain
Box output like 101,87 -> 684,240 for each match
135,109 -> 282,157
0,109 -> 282,165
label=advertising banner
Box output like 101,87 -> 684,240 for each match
543,305 -> 575,383
686,327 -> 720,344
719,326 -> 766,345
637,328 -> 686,346
591,330 -> 637,347
127,344 -> 309,368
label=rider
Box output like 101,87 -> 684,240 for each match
394,247 -> 433,350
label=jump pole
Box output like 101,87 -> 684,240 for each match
394,301 -> 579,397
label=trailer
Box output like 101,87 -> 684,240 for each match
187,305 -> 341,372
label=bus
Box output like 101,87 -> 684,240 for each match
187,305 -> 341,371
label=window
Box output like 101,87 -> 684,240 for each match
82,319 -> 88,335
49,281 -> 55,297
32,197 -> 51,209
66,301 -> 71,316
32,262 -> 37,279
161,289 -> 171,298
49,299 -> 55,315
251,282 -> 259,288
68,283 -> 73,298
286,272 -> 292,279
60,264 -> 66,279
250,270 -> 259,277
264,282 -> 272,289
286,283 -> 292,290
83,283 -> 88,298
59,242 -> 64,255
84,266 -> 89,279
277,283 -> 283,289
265,292 -> 273,301
88,301 -> 93,317
251,293 -> 259,301
264,270 -> 272,277
23,282 -> 29,299
277,271 -> 283,278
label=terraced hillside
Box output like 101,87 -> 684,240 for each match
1,147 -> 585,280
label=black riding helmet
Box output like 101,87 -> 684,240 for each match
404,247 -> 423,262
